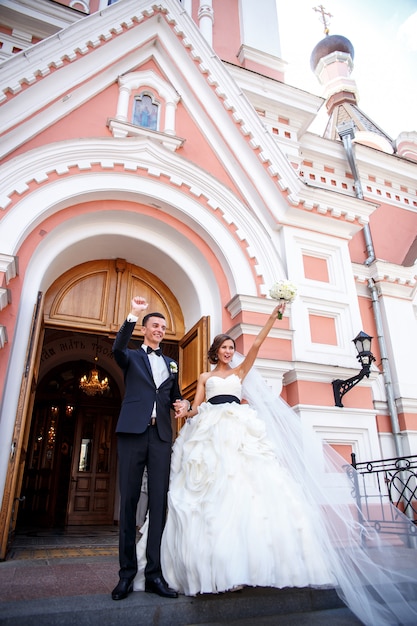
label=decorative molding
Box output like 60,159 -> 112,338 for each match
237,44 -> 286,75
0,325 -> 7,349
115,69 -> 180,136
107,119 -> 185,150
226,293 -> 285,318
0,254 -> 18,283
395,131 -> 417,163
353,261 -> 417,299
283,361 -> 379,385
0,137 -> 287,294
0,288 -> 10,311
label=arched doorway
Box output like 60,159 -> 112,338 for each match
11,259 -> 209,535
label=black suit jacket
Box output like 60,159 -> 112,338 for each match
113,320 -> 182,442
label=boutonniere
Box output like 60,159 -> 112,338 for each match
169,361 -> 178,374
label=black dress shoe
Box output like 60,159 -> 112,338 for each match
145,576 -> 178,598
111,578 -> 133,601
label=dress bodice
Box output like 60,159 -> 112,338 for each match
205,374 -> 242,402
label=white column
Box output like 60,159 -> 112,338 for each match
198,1 -> 214,47
164,101 -> 176,136
116,85 -> 130,121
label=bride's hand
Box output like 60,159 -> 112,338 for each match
274,302 -> 286,318
173,399 -> 189,420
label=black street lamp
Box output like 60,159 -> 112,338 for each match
333,331 -> 376,407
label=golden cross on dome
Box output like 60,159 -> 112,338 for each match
313,4 -> 333,35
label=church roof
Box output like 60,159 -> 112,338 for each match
323,99 -> 394,149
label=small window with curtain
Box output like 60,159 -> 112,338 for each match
132,93 -> 159,131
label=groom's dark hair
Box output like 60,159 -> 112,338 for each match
142,311 -> 166,326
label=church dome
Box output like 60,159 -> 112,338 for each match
310,34 -> 354,71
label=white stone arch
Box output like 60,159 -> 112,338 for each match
0,137 -> 286,292
2,174 -> 256,296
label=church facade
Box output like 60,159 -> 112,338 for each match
0,0 -> 416,558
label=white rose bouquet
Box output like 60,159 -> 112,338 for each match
269,280 -> 298,319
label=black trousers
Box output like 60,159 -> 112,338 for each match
117,428 -> 171,581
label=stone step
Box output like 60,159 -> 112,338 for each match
0,586 -> 364,626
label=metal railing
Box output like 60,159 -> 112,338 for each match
347,453 -> 417,539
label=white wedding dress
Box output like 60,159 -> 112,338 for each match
134,366 -> 417,625
135,374 -> 334,595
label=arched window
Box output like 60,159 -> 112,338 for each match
110,71 -> 183,149
132,93 -> 158,131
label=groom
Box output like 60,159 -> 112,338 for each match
111,296 -> 187,601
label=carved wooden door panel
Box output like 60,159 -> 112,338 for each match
177,316 -> 210,432
67,407 -> 117,525
44,259 -> 185,339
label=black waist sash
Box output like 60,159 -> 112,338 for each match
207,395 -> 240,405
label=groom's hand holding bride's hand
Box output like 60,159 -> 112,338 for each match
173,399 -> 189,420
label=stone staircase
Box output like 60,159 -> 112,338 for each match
0,586 -> 363,625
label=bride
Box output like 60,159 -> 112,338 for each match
134,303 -> 417,626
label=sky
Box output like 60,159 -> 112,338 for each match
275,0 -> 417,139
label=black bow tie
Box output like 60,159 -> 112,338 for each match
147,346 -> 162,356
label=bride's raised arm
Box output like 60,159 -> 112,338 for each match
236,302 -> 285,381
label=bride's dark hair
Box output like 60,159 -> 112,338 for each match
208,334 -> 236,364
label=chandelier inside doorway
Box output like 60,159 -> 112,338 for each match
79,337 -> 110,396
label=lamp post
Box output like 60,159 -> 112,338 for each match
333,331 -> 376,407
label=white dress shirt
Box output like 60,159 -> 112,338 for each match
142,344 -> 168,417
126,314 -> 170,417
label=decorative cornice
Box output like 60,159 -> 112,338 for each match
353,261 -> 417,299
225,293 -> 293,320
396,397 -> 417,415
107,119 -> 185,150
237,44 -> 286,76
283,361 -> 379,385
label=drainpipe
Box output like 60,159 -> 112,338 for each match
337,121 -> 404,458
367,279 -> 403,457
